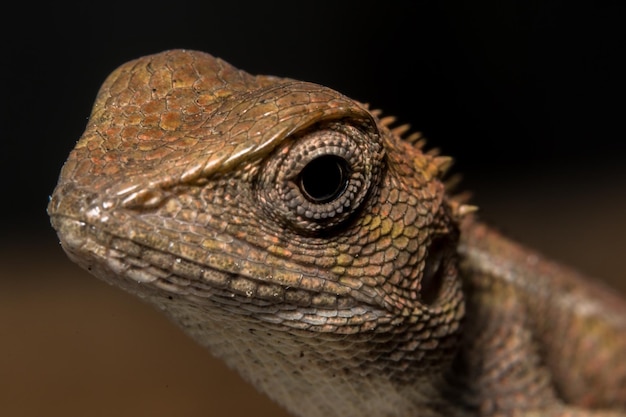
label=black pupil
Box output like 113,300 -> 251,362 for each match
299,155 -> 349,203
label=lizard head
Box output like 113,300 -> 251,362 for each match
49,50 -> 470,416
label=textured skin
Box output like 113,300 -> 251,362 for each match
48,50 -> 626,417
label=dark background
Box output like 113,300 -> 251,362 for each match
2,2 -> 625,416
4,1 -> 626,237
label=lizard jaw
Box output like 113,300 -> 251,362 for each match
49,211 -> 396,334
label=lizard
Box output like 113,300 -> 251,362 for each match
47,49 -> 626,417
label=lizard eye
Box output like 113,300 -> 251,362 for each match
298,155 -> 350,204
258,122 -> 384,233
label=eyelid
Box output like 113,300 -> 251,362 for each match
256,122 -> 383,234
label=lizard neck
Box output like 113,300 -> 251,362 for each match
152,294 -> 462,417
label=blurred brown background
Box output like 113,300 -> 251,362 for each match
2,1 -> 624,416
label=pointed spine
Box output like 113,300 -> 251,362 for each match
379,115 -> 397,127
391,124 -> 411,138
433,156 -> 454,178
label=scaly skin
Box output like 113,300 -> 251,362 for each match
48,50 -> 626,417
